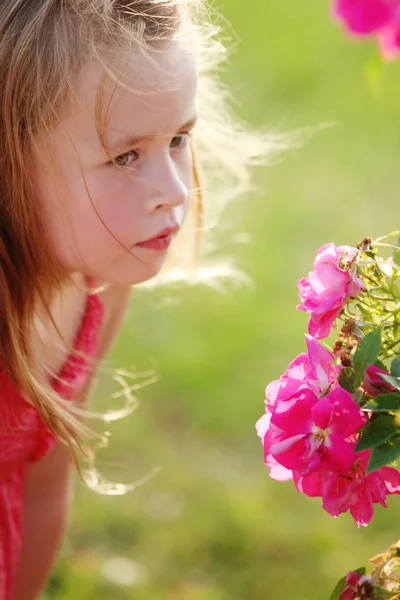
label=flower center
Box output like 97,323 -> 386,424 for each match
311,425 -> 330,448
337,249 -> 360,274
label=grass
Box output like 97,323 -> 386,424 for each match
44,1 -> 400,598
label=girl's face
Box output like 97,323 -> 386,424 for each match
33,44 -> 198,285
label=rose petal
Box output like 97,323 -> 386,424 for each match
350,490 -> 374,526
305,334 -> 334,391
335,0 -> 396,35
325,434 -> 356,473
271,390 -> 317,433
270,435 -> 307,471
379,466 -> 400,493
326,387 -> 366,437
293,471 -> 323,497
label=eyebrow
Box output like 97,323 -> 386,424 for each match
107,115 -> 198,152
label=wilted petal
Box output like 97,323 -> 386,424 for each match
367,472 -> 387,507
322,471 -> 359,516
350,490 -> 374,526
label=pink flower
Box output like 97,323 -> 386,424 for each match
334,0 -> 400,60
265,335 -> 340,409
297,243 -> 364,339
256,413 -> 293,481
363,364 -> 395,396
335,0 -> 397,34
265,387 -> 365,476
295,449 -> 400,526
339,571 -> 374,600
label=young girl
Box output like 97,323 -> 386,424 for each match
0,0 -> 271,598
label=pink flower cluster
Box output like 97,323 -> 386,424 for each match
257,336 -> 400,525
334,0 -> 400,60
257,243 -> 400,526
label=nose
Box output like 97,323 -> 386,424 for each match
144,154 -> 189,213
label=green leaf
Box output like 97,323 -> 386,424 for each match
364,393 -> 400,412
355,302 -> 374,322
391,357 -> 400,377
374,358 -> 387,371
367,436 -> 400,473
329,568 -> 366,600
378,373 -> 400,391
356,414 -> 398,451
338,368 -> 356,393
373,586 -> 396,599
352,389 -> 364,405
394,250 -> 400,267
353,327 -> 382,386
390,269 -> 400,299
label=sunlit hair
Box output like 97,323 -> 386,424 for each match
0,0 -> 281,469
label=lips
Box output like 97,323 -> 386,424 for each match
135,224 -> 179,251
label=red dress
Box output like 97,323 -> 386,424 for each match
0,283 -> 103,599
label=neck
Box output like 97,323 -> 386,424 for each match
31,271 -> 90,378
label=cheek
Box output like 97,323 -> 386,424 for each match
175,151 -> 194,223
86,169 -> 145,242
34,168 -> 81,260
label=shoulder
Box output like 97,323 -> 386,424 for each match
96,283 -> 132,359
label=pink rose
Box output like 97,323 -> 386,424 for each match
265,387 -> 365,476
297,243 -> 364,339
363,364 -> 395,396
334,0 -> 400,60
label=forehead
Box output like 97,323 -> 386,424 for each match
58,44 -> 198,154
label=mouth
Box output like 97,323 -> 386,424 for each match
135,224 -> 179,252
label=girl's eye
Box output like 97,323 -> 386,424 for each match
170,133 -> 190,149
111,133 -> 190,167
113,150 -> 139,168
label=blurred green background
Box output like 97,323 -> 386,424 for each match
44,1 -> 400,599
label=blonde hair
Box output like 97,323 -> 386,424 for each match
0,0 -> 279,466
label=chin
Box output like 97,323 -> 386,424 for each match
105,259 -> 167,286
